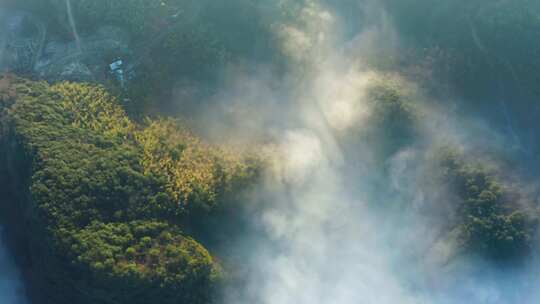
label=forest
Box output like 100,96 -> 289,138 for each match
1,0 -> 540,304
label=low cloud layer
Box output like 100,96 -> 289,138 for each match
1,1 -> 539,303
193,2 -> 540,304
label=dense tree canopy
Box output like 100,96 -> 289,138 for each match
437,148 -> 538,261
2,0 -> 540,301
383,0 -> 540,102
5,0 -> 307,111
0,76 -> 259,303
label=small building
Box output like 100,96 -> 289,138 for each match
109,59 -> 125,88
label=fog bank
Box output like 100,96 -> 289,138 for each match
0,228 -> 27,304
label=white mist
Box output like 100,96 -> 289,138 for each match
0,228 -> 27,304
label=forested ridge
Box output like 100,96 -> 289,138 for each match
0,75 -> 259,303
2,0 -> 540,303
1,73 -> 537,303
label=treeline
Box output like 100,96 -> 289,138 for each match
382,0 -> 540,111
436,148 -> 538,260
0,75 -> 260,304
343,74 -> 539,263
1,72 -> 538,303
5,0 -> 311,112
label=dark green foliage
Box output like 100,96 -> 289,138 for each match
0,78 -> 248,303
7,0 -> 295,111
437,149 -> 538,260
368,79 -> 418,146
362,77 -> 420,162
62,220 -> 221,304
383,0 -> 540,101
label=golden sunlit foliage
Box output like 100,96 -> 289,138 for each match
50,82 -> 135,139
1,78 -> 259,304
136,118 -> 260,212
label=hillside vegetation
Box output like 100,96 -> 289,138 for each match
1,0 -> 540,302
0,75 -> 259,304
